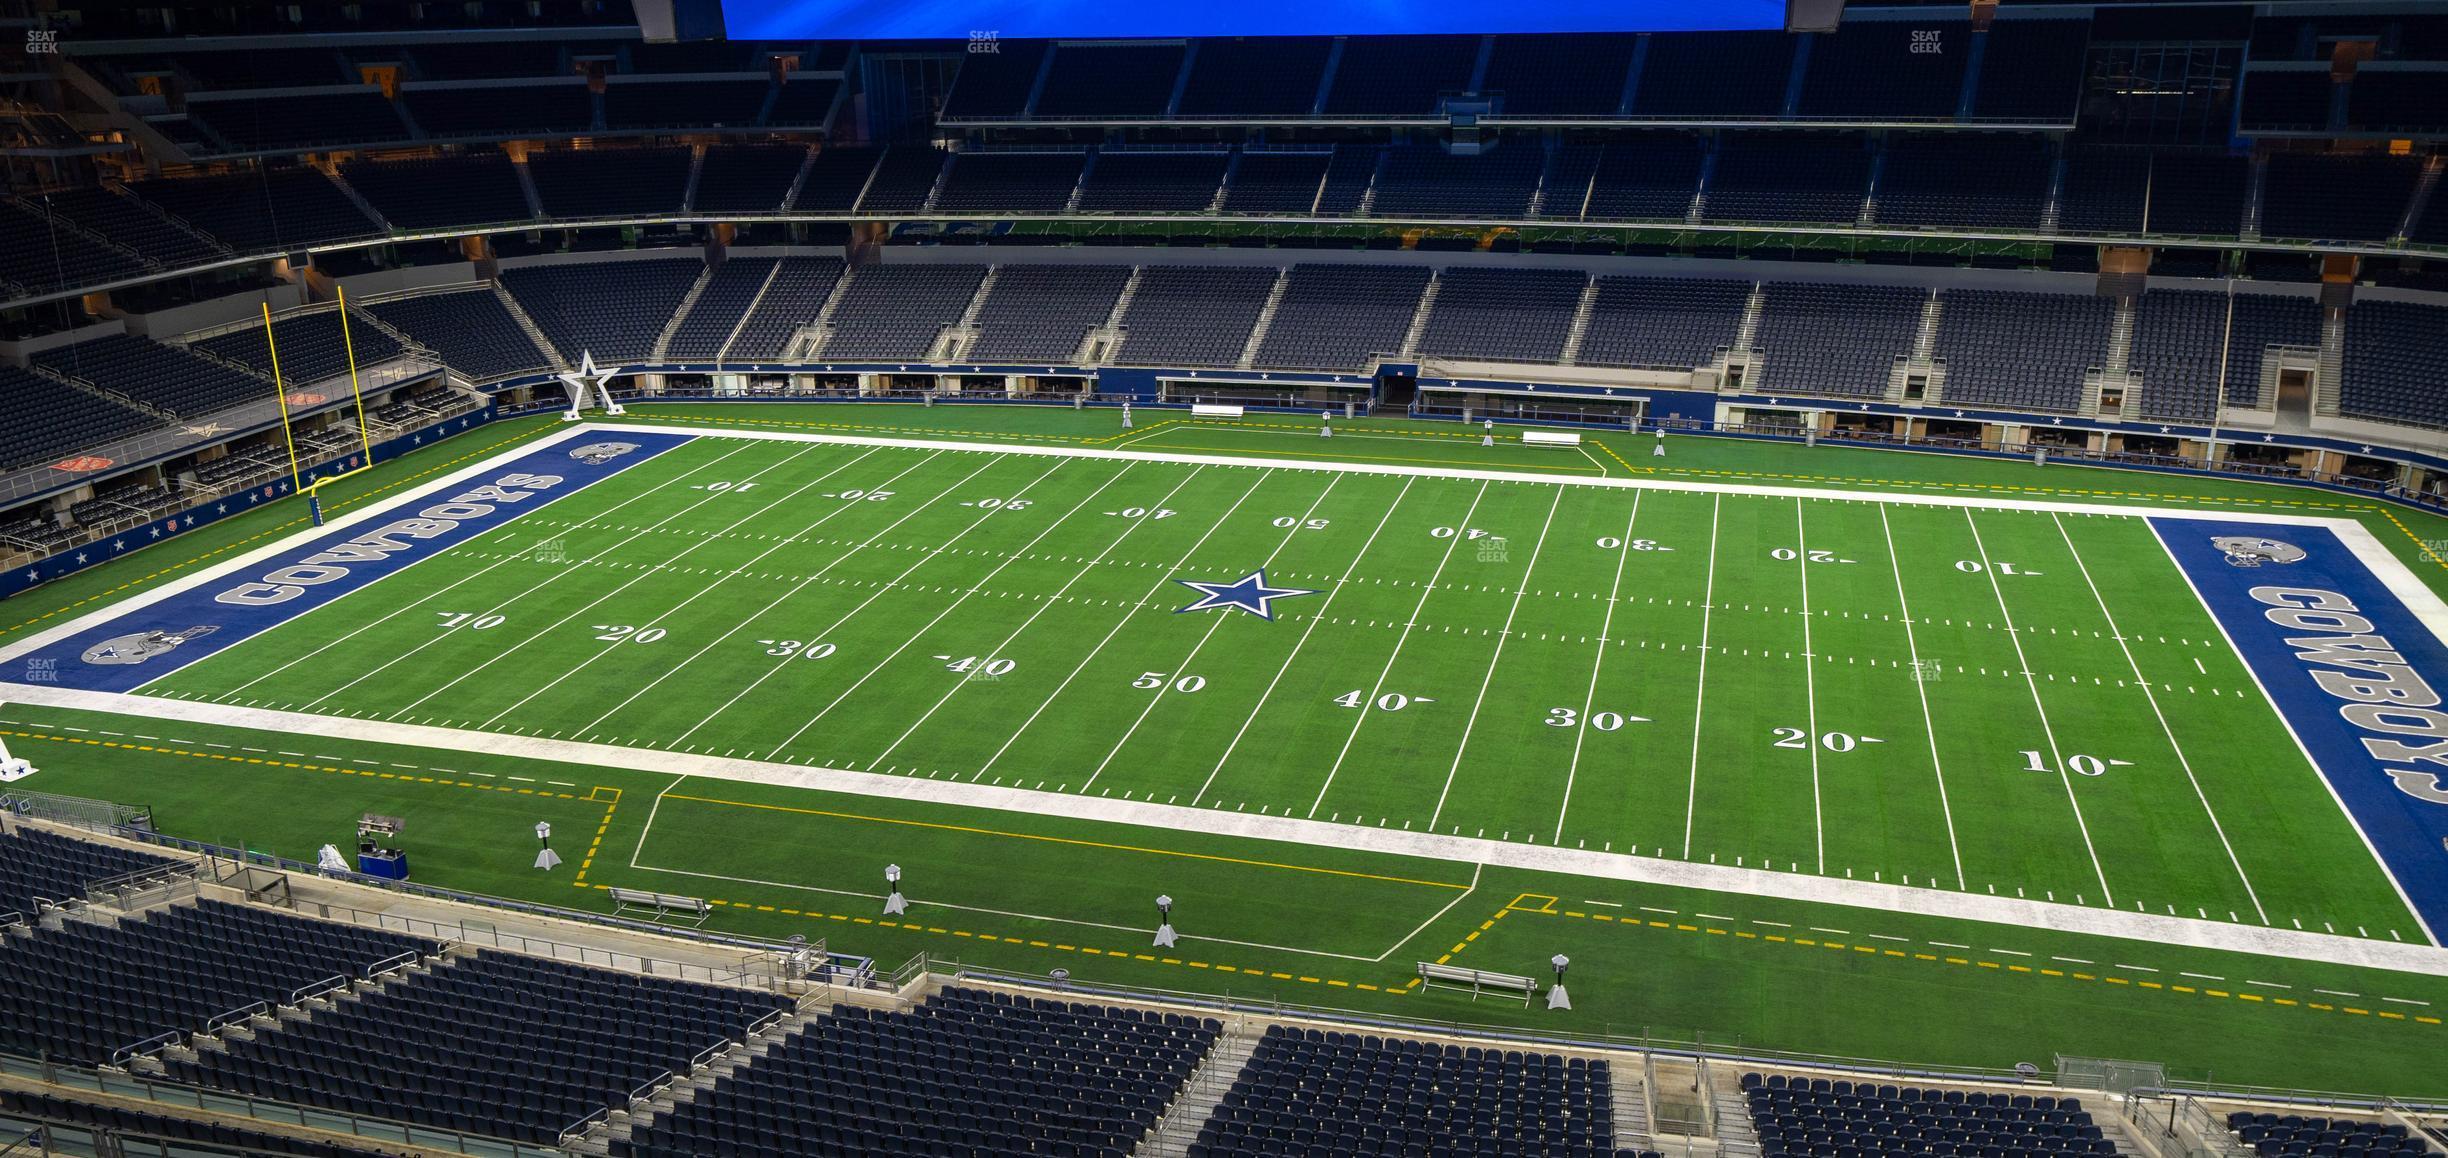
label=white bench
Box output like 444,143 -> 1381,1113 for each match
1191,403 -> 1246,418
609,887 -> 711,927
1521,430 -> 1583,448
1416,961 -> 1537,1004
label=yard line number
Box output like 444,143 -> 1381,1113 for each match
1133,672 -> 1208,692
2020,750 -> 2132,777
943,655 -> 1016,677
592,624 -> 667,644
1336,690 -> 1433,711
1773,727 -> 1883,752
1595,537 -> 1670,551
1106,507 -> 1177,520
436,611 -> 505,631
1772,548 -> 1856,564
757,640 -> 837,660
1545,707 -> 1648,731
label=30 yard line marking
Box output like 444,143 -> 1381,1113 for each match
193,438 -> 765,702
572,449 -> 951,737
1681,494 -> 1722,860
1879,504 -> 1965,890
1307,480 -> 1491,818
1428,483 -> 1565,830
386,443 -> 832,719
974,470 -> 1274,780
670,453 -> 1008,746
869,464 -> 1210,770
1553,490 -> 1640,843
1192,477 -> 1417,808
2052,513 -> 2266,924
1966,509 -> 2115,907
773,458 -> 1122,756
1079,472 -> 1344,792
480,446 -> 887,727
1796,497 -> 1826,874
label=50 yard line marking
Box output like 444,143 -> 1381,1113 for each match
1880,504 -> 1966,890
1191,476 -> 1417,807
1966,509 -> 2115,907
973,470 -> 1275,781
1307,480 -> 1491,819
1680,494 -> 1722,859
1427,484 -> 1565,830
2053,513 -> 2265,924
1078,472 -> 1345,792
1552,490 -> 1640,843
1796,498 -> 1825,874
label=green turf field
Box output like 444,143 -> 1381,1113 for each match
121,429 -> 2422,941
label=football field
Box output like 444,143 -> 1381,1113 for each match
12,424 -> 2441,951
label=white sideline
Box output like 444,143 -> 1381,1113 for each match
6,679 -> 2446,977
5,422 -> 2448,976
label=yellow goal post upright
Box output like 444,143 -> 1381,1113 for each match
260,290 -> 379,527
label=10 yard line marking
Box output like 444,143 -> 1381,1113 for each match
1191,477 -> 1417,808
1966,509 -> 2115,907
671,454 -> 1008,746
1552,490 -> 1640,843
1428,484 -> 1564,830
869,465 -> 1210,770
198,438 -> 765,702
1880,504 -> 1966,890
1680,494 -> 1722,859
2052,513 -> 2266,924
774,458 -> 1120,756
479,447 -> 886,727
1307,480 -> 1492,818
1796,498 -> 1825,874
974,470 -> 1275,781
573,450 -> 951,737
1079,473 -> 1345,792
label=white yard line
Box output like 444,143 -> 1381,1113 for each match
1306,481 -> 1491,819
574,450 -> 951,738
1552,491 -> 1640,843
868,465 -> 1211,770
1078,474 -> 1345,792
1796,498 -> 1826,875
1878,504 -> 1966,890
1965,510 -> 2116,907
300,441 -> 798,714
202,438 -> 760,700
384,444 -> 830,719
974,470 -> 1274,781
625,773 -> 694,870
1680,494 -> 1722,859
32,679 -> 2447,977
2052,513 -> 2267,925
770,459 -> 1115,758
669,454 -> 1013,748
1369,862 -> 1484,963
1191,477 -> 1417,808
1427,485 -> 1565,830
480,448 -> 886,727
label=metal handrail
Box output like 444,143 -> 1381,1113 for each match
556,1105 -> 610,1146
108,1031 -> 183,1068
204,1001 -> 269,1033
359,949 -> 421,980
285,975 -> 348,1005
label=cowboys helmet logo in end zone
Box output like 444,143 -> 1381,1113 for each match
2211,536 -> 2307,568
568,441 -> 639,466
82,625 -> 219,666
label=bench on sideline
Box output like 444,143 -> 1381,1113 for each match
1191,403 -> 1246,418
609,887 -> 712,927
1417,961 -> 1537,1004
1522,430 -> 1583,448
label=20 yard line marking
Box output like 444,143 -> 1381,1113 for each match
1796,498 -> 1825,874
1191,477 -> 1417,808
1079,472 -> 1345,792
2052,513 -> 2266,924
1428,483 -> 1564,830
1552,490 -> 1640,843
1680,494 -> 1722,859
1966,509 -> 2115,907
1879,504 -> 1965,890
1307,480 -> 1491,818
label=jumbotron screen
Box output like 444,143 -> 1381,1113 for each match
722,0 -> 1785,40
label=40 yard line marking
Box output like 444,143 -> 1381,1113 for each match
1078,472 -> 1346,792
1307,480 -> 1492,819
1967,509 -> 2115,907
1880,504 -> 1966,890
1427,483 -> 1565,830
1681,494 -> 1722,860
973,470 -> 1275,781
1553,490 -> 1641,843
2052,513 -> 2266,924
572,449 -> 950,738
1191,476 -> 1417,808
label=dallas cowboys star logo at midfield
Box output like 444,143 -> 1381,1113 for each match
1173,571 -> 1317,620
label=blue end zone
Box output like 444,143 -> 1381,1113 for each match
2153,517 -> 2448,943
5,430 -> 693,696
